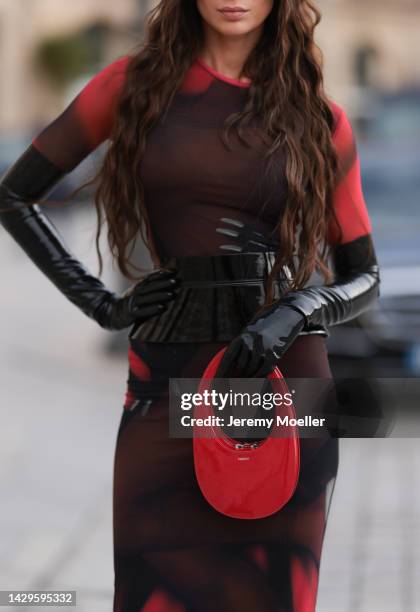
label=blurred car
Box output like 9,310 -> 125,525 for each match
328,87 -> 420,378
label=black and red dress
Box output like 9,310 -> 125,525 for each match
2,55 -> 376,611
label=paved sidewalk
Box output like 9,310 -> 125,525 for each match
0,208 -> 419,611
318,438 -> 420,612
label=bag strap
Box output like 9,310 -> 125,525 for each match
199,346 -> 284,383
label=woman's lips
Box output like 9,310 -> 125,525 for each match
218,6 -> 249,21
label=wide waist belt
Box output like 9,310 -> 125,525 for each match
129,252 -> 326,343
164,252 -> 291,286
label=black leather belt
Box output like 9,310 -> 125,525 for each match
166,252 -> 290,285
129,252 -> 326,342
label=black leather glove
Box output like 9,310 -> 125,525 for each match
90,268 -> 179,331
216,235 -> 380,378
0,145 -> 179,331
216,304 -> 305,378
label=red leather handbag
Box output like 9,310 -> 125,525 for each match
193,347 -> 300,520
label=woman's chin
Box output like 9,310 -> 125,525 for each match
210,20 -> 254,37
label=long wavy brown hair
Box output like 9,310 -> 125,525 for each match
95,0 -> 341,302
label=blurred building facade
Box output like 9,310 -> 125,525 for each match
318,0 -> 420,114
0,0 -> 420,133
0,0 -> 141,133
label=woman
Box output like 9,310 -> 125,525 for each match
0,1 -> 379,610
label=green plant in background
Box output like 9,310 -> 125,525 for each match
35,22 -> 109,89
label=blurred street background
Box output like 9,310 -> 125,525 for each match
0,0 -> 419,610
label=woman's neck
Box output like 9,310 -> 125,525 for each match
199,27 -> 261,82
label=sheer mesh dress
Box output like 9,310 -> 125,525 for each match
31,54 -> 374,611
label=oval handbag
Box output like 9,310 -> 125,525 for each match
193,347 -> 301,520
